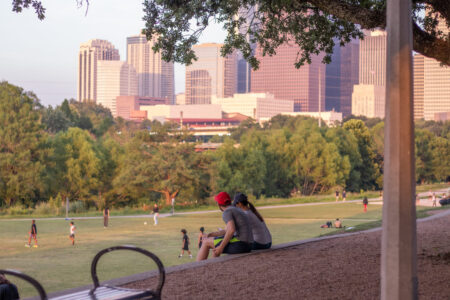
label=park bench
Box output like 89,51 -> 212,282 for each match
0,245 -> 165,300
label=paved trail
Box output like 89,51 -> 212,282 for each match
2,188 -> 447,222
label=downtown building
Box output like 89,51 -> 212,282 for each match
96,61 -> 138,117
250,42 -> 325,112
325,40 -> 359,117
126,34 -> 175,104
413,12 -> 450,121
185,43 -> 238,104
351,30 -> 387,118
77,39 -> 120,102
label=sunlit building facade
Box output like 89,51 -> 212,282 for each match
97,61 -> 138,117
186,43 -> 238,104
126,34 -> 175,104
77,39 -> 120,102
352,30 -> 387,118
413,54 -> 424,120
250,43 -> 325,112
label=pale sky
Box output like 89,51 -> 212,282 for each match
0,0 -> 226,107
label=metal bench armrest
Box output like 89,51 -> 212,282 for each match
0,269 -> 48,300
90,245 -> 165,297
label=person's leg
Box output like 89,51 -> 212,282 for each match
27,232 -> 32,246
196,238 -> 215,261
33,234 -> 38,246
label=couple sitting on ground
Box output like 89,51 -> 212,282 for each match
197,192 -> 272,261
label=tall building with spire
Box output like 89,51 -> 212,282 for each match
250,43 -> 325,112
126,34 -> 175,104
77,39 -> 120,102
185,43 -> 238,104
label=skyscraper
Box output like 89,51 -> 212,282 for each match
251,43 -> 325,112
413,54 -> 424,120
185,43 -> 238,104
352,30 -> 387,118
235,5 -> 258,93
77,39 -> 120,102
126,34 -> 175,104
96,61 -> 138,117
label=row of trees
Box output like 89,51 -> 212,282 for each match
1,81 -> 449,209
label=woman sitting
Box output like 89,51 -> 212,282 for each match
233,193 -> 272,250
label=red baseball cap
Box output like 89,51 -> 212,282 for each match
214,192 -> 231,206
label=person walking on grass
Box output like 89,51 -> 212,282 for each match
198,227 -> 207,249
152,203 -> 159,225
26,220 -> 38,248
233,193 -> 272,250
342,190 -> 347,202
197,192 -> 253,261
335,190 -> 340,202
363,197 -> 369,212
432,192 -> 436,207
103,206 -> 110,228
69,222 -> 76,245
178,229 -> 192,258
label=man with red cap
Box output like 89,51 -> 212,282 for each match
196,192 -> 253,261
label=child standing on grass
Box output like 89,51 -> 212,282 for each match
26,220 -> 38,248
178,229 -> 192,258
69,222 -> 76,245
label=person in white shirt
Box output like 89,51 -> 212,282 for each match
69,222 -> 76,246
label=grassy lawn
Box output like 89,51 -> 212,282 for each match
0,201 -> 445,298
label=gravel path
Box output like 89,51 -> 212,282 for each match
126,210 -> 450,300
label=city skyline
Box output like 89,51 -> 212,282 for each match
0,0 -> 226,107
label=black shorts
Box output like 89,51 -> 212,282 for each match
214,237 -> 251,254
182,244 -> 189,251
69,234 -> 75,238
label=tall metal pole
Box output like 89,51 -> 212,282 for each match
381,0 -> 417,299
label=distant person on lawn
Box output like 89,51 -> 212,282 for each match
335,190 -> 340,202
334,218 -> 342,228
363,197 -> 368,212
0,274 -> 19,300
69,222 -> 76,245
196,192 -> 253,261
103,206 -> 110,228
198,227 -> 207,249
233,193 -> 272,250
342,190 -> 347,202
26,220 -> 38,248
178,229 -> 192,258
152,204 -> 159,225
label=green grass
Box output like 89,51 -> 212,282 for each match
0,201 -> 447,298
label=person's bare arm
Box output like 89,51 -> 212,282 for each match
207,230 -> 226,237
213,220 -> 235,256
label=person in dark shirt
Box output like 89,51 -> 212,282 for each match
103,207 -> 110,228
178,229 -> 192,258
363,197 -> 369,212
26,220 -> 38,248
0,274 -> 19,300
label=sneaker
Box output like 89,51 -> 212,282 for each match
178,255 -> 182,258
189,255 -> 193,259
25,244 -> 31,248
33,245 -> 38,248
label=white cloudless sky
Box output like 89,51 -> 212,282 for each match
0,0 -> 226,106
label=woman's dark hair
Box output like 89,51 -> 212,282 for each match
181,229 -> 187,234
233,193 -> 264,222
199,227 -> 204,233
0,274 -> 11,285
